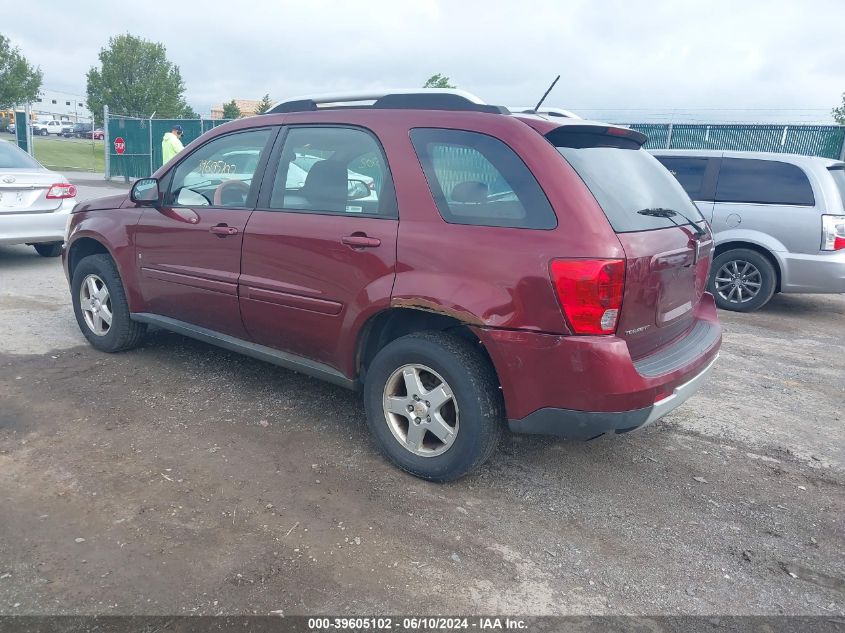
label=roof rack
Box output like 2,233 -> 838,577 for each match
267,89 -> 509,115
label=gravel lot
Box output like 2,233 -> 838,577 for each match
0,184 -> 843,615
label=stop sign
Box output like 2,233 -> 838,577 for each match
114,137 -> 125,155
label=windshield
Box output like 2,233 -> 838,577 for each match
556,144 -> 704,233
0,141 -> 42,169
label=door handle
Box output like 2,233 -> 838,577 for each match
210,224 -> 239,237
341,234 -> 381,249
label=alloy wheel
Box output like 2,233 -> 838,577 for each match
382,363 -> 459,457
79,274 -> 113,336
713,259 -> 762,304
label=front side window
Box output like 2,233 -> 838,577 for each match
715,158 -> 815,206
410,128 -> 556,229
268,126 -> 396,217
655,157 -> 710,200
164,129 -> 273,208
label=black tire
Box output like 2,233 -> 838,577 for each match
363,331 -> 504,482
41,128 -> 49,136
33,242 -> 63,257
71,254 -> 147,352
708,248 -> 777,312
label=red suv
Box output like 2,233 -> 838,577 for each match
63,90 -> 721,481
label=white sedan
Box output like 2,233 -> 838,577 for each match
0,141 -> 77,257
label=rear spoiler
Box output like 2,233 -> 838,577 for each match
545,125 -> 648,150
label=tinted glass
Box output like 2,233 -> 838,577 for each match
164,129 -> 273,208
556,145 -> 704,233
410,128 -> 555,229
269,126 -> 396,217
655,157 -> 709,199
715,158 -> 814,206
0,141 -> 42,169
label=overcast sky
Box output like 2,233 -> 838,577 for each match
11,0 -> 845,123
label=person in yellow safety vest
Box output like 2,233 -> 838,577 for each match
162,124 -> 184,164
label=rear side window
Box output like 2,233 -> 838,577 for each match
715,158 -> 814,206
410,128 -> 556,229
655,157 -> 709,199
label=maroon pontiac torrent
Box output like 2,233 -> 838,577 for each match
63,90 -> 721,481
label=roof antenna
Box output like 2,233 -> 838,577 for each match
533,75 -> 560,112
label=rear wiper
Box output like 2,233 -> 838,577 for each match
636,207 -> 706,238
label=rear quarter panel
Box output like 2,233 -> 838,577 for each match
375,111 -> 624,334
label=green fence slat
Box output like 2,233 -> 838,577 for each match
15,111 -> 28,153
622,123 -> 844,159
106,115 -> 234,179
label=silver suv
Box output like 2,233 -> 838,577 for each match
652,150 -> 845,311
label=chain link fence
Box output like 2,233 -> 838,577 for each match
104,108 -> 233,180
102,107 -> 845,181
622,123 -> 845,160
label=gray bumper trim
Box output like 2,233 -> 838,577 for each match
508,354 -> 719,439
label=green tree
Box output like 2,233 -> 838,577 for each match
255,93 -> 273,114
422,73 -> 455,89
222,99 -> 241,119
0,35 -> 42,109
833,93 -> 845,125
182,104 -> 199,119
86,33 -> 191,120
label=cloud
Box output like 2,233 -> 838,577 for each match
9,0 -> 845,122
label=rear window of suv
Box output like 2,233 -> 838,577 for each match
550,128 -> 704,233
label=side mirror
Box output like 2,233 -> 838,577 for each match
347,179 -> 371,200
130,178 -> 160,206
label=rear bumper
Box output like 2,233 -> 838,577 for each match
779,249 -> 845,294
508,354 -> 718,438
476,293 -> 721,437
0,200 -> 73,245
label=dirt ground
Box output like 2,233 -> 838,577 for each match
0,230 -> 843,616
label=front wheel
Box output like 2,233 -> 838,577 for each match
33,242 -> 63,257
709,248 -> 777,312
363,331 -> 504,482
71,254 -> 147,352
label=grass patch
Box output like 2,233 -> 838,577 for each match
31,137 -> 105,172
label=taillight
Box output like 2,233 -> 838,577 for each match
46,183 -> 77,199
550,258 -> 625,335
821,215 -> 845,251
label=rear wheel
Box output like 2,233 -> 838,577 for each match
71,254 -> 146,352
33,242 -> 63,257
41,128 -> 49,136
363,331 -> 503,482
709,248 -> 776,312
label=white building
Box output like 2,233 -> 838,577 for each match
31,89 -> 92,123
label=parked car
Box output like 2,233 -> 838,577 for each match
67,123 -> 93,138
7,123 -> 15,135
652,150 -> 845,311
90,128 -> 104,140
0,140 -> 77,256
31,120 -> 72,136
63,90 -> 721,481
